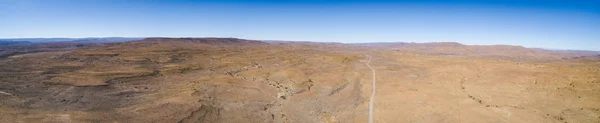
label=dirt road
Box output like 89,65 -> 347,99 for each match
366,55 -> 376,123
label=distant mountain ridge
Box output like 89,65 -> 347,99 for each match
137,37 -> 267,45
0,41 -> 32,46
2,38 -> 598,53
351,42 -> 600,61
0,37 -> 143,43
353,42 -> 599,52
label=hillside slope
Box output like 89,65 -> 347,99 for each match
0,38 -> 599,123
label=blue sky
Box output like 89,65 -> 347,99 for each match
0,0 -> 599,50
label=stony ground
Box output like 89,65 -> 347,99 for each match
0,38 -> 598,123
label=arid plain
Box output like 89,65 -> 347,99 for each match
1,38 -> 599,123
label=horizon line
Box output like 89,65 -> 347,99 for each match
1,36 -> 598,52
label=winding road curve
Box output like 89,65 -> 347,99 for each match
366,55 -> 376,123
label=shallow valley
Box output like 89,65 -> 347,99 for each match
0,38 -> 599,123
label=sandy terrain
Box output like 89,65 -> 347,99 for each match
0,38 -> 598,123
